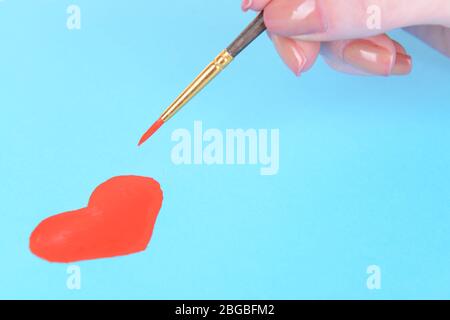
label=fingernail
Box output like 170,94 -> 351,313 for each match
343,40 -> 395,76
272,35 -> 307,76
392,53 -> 412,75
241,0 -> 253,12
392,40 -> 407,55
264,0 -> 327,37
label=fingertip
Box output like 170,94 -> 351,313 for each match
263,0 -> 328,38
339,35 -> 402,76
241,0 -> 253,12
392,53 -> 413,75
270,35 -> 320,76
321,36 -> 413,77
392,40 -> 407,55
241,0 -> 272,12
391,40 -> 413,75
271,35 -> 305,76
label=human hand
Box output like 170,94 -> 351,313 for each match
242,0 -> 450,76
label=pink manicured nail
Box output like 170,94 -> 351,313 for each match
343,40 -> 395,76
392,40 -> 407,55
264,0 -> 327,36
241,0 -> 253,12
272,35 -> 307,76
392,53 -> 412,75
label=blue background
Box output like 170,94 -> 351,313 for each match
1,0 -> 450,299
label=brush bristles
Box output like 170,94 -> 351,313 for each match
138,118 -> 164,146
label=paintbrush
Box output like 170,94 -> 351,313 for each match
138,12 -> 266,146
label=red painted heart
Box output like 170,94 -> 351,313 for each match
29,175 -> 163,263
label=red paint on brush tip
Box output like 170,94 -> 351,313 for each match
29,175 -> 163,263
138,118 -> 164,146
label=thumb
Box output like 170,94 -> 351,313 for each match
264,0 -> 450,41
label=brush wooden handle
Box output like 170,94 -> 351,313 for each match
226,12 -> 266,57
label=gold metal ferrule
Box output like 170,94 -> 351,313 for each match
160,49 -> 233,122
